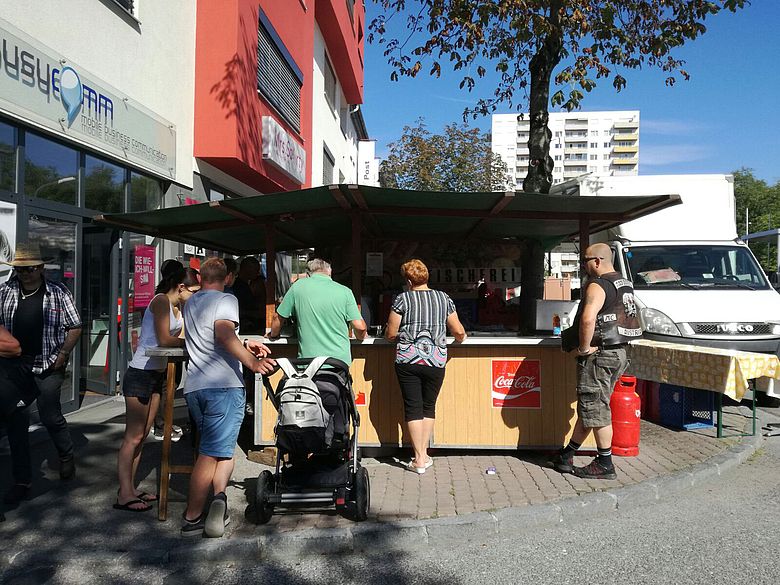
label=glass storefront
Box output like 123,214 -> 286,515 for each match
0,115 -> 168,411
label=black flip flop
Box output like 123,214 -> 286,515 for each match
137,491 -> 158,503
113,499 -> 152,512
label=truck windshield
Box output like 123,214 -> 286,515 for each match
624,245 -> 770,290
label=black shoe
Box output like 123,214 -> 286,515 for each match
3,483 -> 31,505
204,493 -> 230,538
549,451 -> 574,474
180,513 -> 205,537
573,458 -> 617,480
60,456 -> 76,481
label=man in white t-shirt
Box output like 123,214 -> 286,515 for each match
180,258 -> 275,538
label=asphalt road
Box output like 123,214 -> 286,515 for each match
5,412 -> 780,585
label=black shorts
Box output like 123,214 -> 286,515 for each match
123,367 -> 165,405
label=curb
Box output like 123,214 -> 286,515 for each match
2,413 -> 767,568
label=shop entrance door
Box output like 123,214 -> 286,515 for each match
81,225 -> 120,396
26,212 -> 80,413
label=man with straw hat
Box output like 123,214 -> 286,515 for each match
0,242 -> 82,504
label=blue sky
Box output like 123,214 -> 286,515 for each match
361,2 -> 780,184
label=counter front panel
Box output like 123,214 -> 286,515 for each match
255,337 -> 589,450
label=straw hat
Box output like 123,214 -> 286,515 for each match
2,242 -> 46,267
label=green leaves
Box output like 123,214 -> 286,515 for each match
378,119 -> 513,192
368,0 -> 747,117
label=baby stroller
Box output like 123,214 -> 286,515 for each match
253,357 -> 370,524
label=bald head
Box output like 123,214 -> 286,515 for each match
583,243 -> 614,276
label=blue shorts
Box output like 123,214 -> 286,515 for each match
185,387 -> 245,458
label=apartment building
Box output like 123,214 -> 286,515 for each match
491,110 -> 640,189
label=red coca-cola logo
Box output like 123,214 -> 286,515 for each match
492,360 -> 541,409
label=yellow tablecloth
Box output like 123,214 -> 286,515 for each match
627,339 -> 780,401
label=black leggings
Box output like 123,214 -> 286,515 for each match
394,362 -> 446,422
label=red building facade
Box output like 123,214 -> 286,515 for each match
194,0 -> 365,193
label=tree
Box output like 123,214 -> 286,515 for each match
734,168 -> 780,274
369,0 -> 746,330
379,119 -> 511,192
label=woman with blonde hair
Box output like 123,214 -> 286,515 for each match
385,259 -> 466,473
114,261 -> 200,511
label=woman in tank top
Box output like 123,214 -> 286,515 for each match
114,261 -> 200,512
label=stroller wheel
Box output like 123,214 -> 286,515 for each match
254,470 -> 275,525
353,466 -> 370,522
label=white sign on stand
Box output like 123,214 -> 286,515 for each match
366,252 -> 383,277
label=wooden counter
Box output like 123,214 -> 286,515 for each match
252,336 -> 590,450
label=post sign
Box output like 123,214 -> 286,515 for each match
491,359 -> 541,409
0,18 -> 176,179
261,116 -> 305,184
133,244 -> 156,309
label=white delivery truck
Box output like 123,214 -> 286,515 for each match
553,174 -> 780,404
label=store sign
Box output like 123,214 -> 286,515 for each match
357,140 -> 379,186
133,244 -> 156,309
430,267 -> 521,285
261,116 -> 305,184
0,18 -> 176,179
491,359 -> 541,409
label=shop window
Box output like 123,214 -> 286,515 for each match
257,10 -> 303,132
0,121 -> 15,193
24,132 -> 78,205
85,155 -> 124,213
129,172 -> 163,212
324,56 -> 337,111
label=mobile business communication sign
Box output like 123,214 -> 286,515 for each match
0,18 -> 176,179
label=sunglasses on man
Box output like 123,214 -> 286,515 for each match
580,256 -> 603,266
14,265 -> 42,274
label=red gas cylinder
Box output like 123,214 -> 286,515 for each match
610,375 -> 641,456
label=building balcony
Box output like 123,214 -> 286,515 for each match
613,120 -> 639,130
564,121 -> 588,130
564,146 -> 587,154
612,158 -> 638,166
563,157 -> 588,165
612,132 -> 638,141
612,145 -> 638,154
564,133 -> 588,140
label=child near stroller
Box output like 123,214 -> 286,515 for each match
253,356 -> 369,523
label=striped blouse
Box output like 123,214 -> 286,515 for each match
391,289 -> 455,368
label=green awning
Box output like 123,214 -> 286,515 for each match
95,184 -> 680,255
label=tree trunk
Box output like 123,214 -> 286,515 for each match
519,1 -> 564,333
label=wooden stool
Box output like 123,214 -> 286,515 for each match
158,356 -> 193,521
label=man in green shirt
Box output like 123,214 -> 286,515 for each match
269,258 -> 367,364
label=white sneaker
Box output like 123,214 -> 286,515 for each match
152,425 -> 183,442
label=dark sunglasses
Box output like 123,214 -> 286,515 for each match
580,256 -> 603,265
14,265 -> 42,273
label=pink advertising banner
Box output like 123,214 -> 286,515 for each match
133,244 -> 156,309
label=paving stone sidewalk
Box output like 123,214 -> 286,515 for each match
0,396 -> 755,560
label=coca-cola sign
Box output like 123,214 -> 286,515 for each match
492,359 -> 541,409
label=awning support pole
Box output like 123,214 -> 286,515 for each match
265,224 -> 276,333
351,212 -> 362,306
579,216 -> 590,260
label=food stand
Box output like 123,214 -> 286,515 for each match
98,184 -> 681,451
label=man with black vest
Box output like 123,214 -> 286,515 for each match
552,243 -> 642,479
